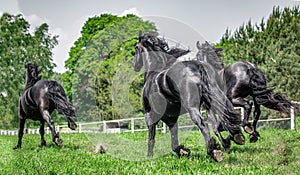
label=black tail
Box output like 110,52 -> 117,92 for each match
47,81 -> 76,117
249,68 -> 294,114
199,62 -> 242,136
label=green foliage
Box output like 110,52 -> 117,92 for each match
217,6 -> 300,101
63,14 -> 156,121
1,126 -> 300,174
0,13 -> 58,129
63,14 -> 121,101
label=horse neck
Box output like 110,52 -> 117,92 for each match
24,75 -> 39,92
202,54 -> 224,72
142,48 -> 169,75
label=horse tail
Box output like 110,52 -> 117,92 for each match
47,81 -> 76,117
199,63 -> 242,136
249,67 -> 294,114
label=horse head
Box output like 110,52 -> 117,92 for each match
134,31 -> 189,73
134,31 -> 169,73
196,41 -> 224,71
24,62 -> 41,88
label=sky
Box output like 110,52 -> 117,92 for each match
1,0 -> 299,73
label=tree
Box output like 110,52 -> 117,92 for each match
0,13 -> 58,128
63,14 -> 156,121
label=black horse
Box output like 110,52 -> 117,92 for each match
14,62 -> 77,149
134,32 -> 245,162
196,41 -> 294,142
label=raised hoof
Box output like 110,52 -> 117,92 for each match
68,122 -> 77,130
233,133 -> 245,145
249,133 -> 259,143
243,125 -> 254,134
212,150 -> 223,162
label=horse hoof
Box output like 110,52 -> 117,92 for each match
13,145 -> 21,150
243,125 -> 254,134
233,133 -> 245,145
69,123 -> 77,130
175,145 -> 190,158
40,140 -> 47,147
212,150 -> 223,162
55,138 -> 63,146
250,134 -> 258,143
179,147 -> 190,158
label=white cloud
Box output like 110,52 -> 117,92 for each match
120,7 -> 141,17
24,14 -> 51,33
23,14 -> 70,73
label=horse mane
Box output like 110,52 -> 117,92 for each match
197,41 -> 224,71
154,35 -> 190,65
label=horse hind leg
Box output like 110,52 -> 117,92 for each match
249,102 -> 261,143
145,113 -> 157,157
206,110 -> 231,153
39,120 -> 46,147
13,117 -> 26,149
162,117 -> 190,158
41,110 -> 62,146
65,116 -> 77,130
231,97 -> 253,134
188,107 -> 223,162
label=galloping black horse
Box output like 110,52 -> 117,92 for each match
14,62 -> 77,149
134,32 -> 245,162
196,41 -> 294,142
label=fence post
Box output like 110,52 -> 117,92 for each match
131,118 -> 134,133
162,122 -> 166,133
79,123 -> 82,133
291,106 -> 295,130
103,121 -> 106,133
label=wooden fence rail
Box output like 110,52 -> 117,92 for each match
1,105 -> 298,136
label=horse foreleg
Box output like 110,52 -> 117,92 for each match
41,110 -> 62,146
231,97 -> 253,134
13,117 -> 26,149
39,120 -> 46,147
250,102 -> 261,143
188,107 -> 223,162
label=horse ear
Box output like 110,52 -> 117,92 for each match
196,41 -> 201,50
138,31 -> 143,41
37,67 -> 41,74
25,62 -> 28,68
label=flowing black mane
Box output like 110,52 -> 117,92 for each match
196,41 -> 224,71
138,31 -> 190,68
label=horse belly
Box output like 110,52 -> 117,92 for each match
164,103 -> 183,117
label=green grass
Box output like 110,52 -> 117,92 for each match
1,120 -> 300,175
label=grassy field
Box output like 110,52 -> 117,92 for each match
1,119 -> 300,175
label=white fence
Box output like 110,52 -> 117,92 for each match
1,105 -> 298,136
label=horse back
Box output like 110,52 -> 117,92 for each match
19,80 -> 56,120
